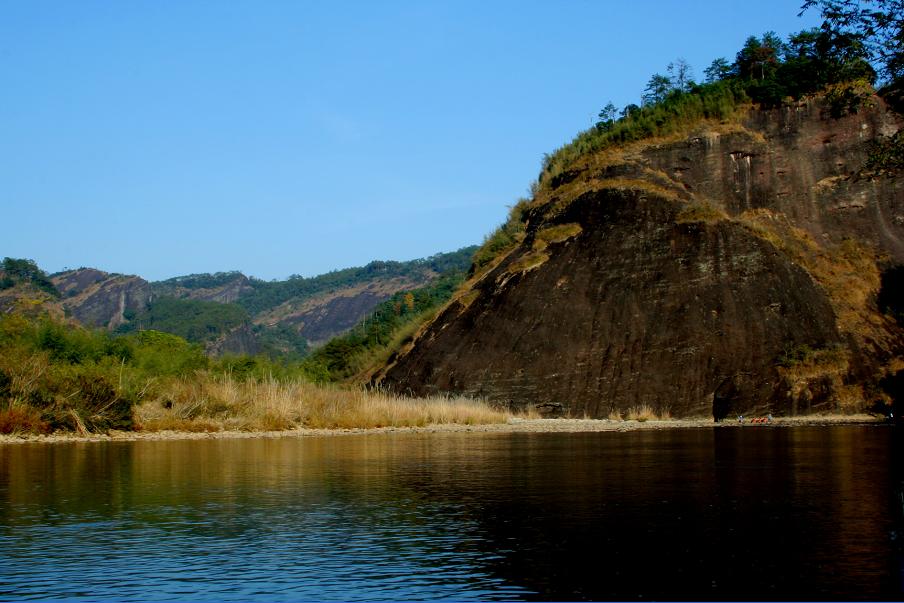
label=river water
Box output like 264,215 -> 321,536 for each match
1,426 -> 902,601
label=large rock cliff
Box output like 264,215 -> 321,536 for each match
377,96 -> 904,418
51,269 -> 153,329
254,276 -> 434,346
151,272 -> 254,304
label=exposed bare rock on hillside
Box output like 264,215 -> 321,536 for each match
205,324 -> 261,356
153,273 -> 254,304
51,269 -> 152,329
378,96 -> 904,419
255,276 -> 432,346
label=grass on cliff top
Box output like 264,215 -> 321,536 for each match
465,85 -> 750,284
675,200 -> 729,224
539,80 -> 750,188
470,198 -> 531,277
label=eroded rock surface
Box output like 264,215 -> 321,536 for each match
379,97 -> 904,418
52,269 -> 152,329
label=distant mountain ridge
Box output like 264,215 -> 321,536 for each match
1,247 -> 477,357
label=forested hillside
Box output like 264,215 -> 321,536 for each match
0,246 -> 477,359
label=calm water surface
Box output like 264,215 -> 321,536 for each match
1,426 -> 902,601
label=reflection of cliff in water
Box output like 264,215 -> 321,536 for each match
0,429 -> 901,600
383,428 -> 902,600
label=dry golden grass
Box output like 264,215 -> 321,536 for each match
607,409 -> 623,421
675,200 -> 729,224
507,251 -> 550,274
737,209 -> 886,343
533,223 -> 583,251
625,404 -> 671,422
136,374 -> 510,433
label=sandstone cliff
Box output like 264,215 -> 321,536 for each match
51,269 -> 153,330
254,275 -> 435,346
151,272 -> 254,304
377,96 -> 904,419
204,324 -> 262,357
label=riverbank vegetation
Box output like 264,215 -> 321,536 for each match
115,297 -> 250,345
136,378 -> 507,432
0,313 -> 508,436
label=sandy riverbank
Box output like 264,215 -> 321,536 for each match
0,414 -> 887,445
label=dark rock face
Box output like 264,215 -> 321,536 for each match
205,324 -> 261,357
52,268 -> 112,297
156,274 -> 254,304
289,291 -> 393,345
255,277 -> 431,346
51,269 -> 152,329
639,98 -> 904,258
379,97 -> 904,417
382,191 -> 841,417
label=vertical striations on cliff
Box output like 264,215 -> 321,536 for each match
377,96 -> 904,418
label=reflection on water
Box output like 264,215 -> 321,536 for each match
0,427 -> 900,600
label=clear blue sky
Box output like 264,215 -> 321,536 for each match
1,1 -> 821,281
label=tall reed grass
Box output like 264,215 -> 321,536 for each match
136,374 -> 510,433
624,404 -> 671,422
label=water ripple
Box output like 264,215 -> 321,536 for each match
0,428 -> 901,600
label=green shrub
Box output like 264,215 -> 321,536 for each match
116,297 -> 250,344
471,199 -> 531,274
867,131 -> 904,172
131,330 -> 209,376
35,320 -> 106,364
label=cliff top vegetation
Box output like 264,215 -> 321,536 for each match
540,1 -> 898,186
0,258 -> 60,299
467,0 -> 902,281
